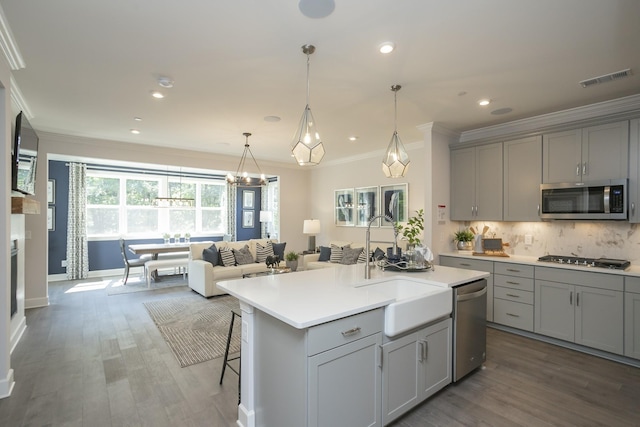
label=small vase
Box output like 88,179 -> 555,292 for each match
164,238 -> 170,245
286,260 -> 298,271
405,244 -> 417,269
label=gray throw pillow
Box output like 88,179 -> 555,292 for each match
318,246 -> 331,262
219,247 -> 236,267
202,244 -> 219,266
373,247 -> 385,261
272,242 -> 286,260
341,247 -> 363,265
233,245 -> 254,265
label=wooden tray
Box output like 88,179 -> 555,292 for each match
473,251 -> 510,257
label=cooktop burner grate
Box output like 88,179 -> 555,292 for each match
538,255 -> 630,270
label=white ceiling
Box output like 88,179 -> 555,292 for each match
2,0 -> 639,165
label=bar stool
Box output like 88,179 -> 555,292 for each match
220,309 -> 241,404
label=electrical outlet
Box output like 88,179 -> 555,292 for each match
61,260 -> 67,267
524,235 -> 533,245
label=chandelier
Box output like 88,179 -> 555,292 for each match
226,132 -> 267,186
153,168 -> 195,207
382,84 -> 410,178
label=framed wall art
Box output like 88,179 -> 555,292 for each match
334,188 -> 355,226
242,210 -> 254,228
355,186 -> 379,227
243,190 -> 255,209
47,206 -> 55,231
47,179 -> 55,204
380,183 -> 408,226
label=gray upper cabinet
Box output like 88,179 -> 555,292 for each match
542,121 -> 629,183
451,142 -> 503,221
628,119 -> 640,222
503,136 -> 542,221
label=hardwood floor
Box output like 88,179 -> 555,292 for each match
1,277 -> 639,426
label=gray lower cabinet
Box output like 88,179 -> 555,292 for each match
255,308 -> 384,427
381,318 -> 451,426
439,256 -> 494,321
534,267 -> 624,355
493,262 -> 534,331
625,277 -> 640,359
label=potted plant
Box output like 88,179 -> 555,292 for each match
454,229 -> 475,251
397,209 -> 425,268
184,232 -> 191,243
173,233 -> 181,244
163,233 -> 170,245
285,251 -> 299,271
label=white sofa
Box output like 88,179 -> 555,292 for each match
188,239 -> 280,297
303,240 -> 368,270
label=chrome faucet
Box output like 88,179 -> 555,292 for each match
365,214 -> 399,279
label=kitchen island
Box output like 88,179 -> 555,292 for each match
217,263 -> 489,427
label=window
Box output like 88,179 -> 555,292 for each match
86,170 -> 227,238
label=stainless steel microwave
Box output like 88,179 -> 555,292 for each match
540,179 -> 627,220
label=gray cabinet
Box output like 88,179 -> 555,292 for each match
534,267 -> 624,355
381,319 -> 451,426
255,308 -> 384,427
439,256 -> 494,322
624,277 -> 640,359
628,119 -> 640,222
451,142 -> 503,221
493,262 -> 534,331
503,136 -> 542,221
542,121 -> 629,183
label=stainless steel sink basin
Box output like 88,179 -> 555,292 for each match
355,277 -> 452,337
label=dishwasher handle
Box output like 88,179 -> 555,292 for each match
456,286 -> 487,302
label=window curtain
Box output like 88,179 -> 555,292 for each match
226,183 -> 236,241
66,162 -> 89,279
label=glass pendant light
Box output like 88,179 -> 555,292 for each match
226,132 -> 267,186
382,84 -> 410,178
292,44 -> 325,166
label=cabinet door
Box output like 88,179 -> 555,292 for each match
534,280 -> 574,341
381,333 -> 419,425
503,136 -> 542,221
625,291 -> 640,359
628,119 -> 640,222
475,142 -> 503,220
581,121 -> 629,182
419,319 -> 452,399
308,333 -> 382,427
450,147 -> 476,220
542,129 -> 582,183
575,286 -> 624,355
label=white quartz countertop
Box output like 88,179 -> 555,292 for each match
217,263 -> 489,329
440,252 -> 640,276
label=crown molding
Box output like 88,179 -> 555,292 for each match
458,94 -> 640,145
0,4 -> 24,70
10,76 -> 32,118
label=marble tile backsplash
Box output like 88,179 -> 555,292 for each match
465,221 -> 640,263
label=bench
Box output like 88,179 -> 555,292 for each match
145,257 -> 189,287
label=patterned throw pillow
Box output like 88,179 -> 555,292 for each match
233,245 -> 254,265
219,247 -> 236,267
341,247 -> 363,265
330,244 -> 350,263
355,247 -> 367,263
256,241 -> 275,263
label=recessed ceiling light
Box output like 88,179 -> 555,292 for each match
133,117 -> 142,121
157,76 -> 174,88
150,90 -> 164,99
349,136 -> 358,141
130,129 -> 140,135
378,42 -> 395,54
478,99 -> 491,106
264,115 -> 281,122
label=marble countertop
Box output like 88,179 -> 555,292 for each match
440,252 -> 640,277
217,263 -> 489,330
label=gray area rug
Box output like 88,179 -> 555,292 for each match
143,294 -> 241,368
107,273 -> 188,295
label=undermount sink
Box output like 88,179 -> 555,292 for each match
355,277 -> 452,337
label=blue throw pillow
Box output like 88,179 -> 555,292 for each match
272,242 -> 286,260
318,246 -> 331,262
202,244 -> 219,266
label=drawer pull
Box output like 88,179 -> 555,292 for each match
506,281 -> 521,285
341,327 -> 361,337
506,293 -> 520,298
506,269 -> 521,273
460,263 -> 471,267
506,313 -> 520,318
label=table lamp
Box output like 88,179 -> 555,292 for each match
260,211 -> 274,238
303,219 -> 321,252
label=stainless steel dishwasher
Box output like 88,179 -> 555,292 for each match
452,278 -> 487,382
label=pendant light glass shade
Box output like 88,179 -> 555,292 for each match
226,132 -> 267,186
292,44 -> 325,166
382,84 -> 410,178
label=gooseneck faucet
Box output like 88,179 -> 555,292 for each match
365,214 -> 399,279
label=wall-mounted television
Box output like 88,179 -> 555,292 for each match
11,111 -> 39,196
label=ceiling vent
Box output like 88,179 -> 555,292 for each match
579,68 -> 632,88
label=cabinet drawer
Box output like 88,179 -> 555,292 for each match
494,274 -> 534,292
626,276 -> 640,294
535,266 -> 623,292
307,308 -> 383,356
494,286 -> 534,304
494,262 -> 534,278
494,299 -> 534,331
439,256 -> 493,273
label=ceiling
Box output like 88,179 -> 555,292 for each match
1,0 -> 639,165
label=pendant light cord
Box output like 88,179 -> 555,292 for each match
306,52 -> 311,107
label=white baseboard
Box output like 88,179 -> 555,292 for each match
0,369 -> 15,399
10,316 -> 26,354
25,296 -> 49,309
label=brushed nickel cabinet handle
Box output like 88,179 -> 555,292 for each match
576,292 -> 580,307
632,202 -> 636,218
460,263 -> 471,267
506,293 -> 520,298
569,291 -> 573,305
506,268 -> 521,272
576,163 -> 580,176
341,327 -> 361,337
583,162 -> 587,175
506,281 -> 521,285
506,313 -> 520,318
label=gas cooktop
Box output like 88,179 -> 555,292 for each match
537,255 -> 630,270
